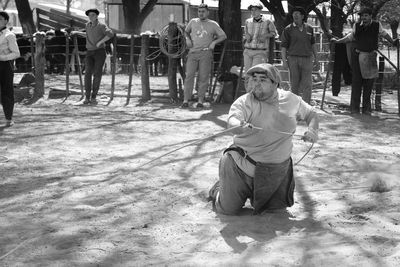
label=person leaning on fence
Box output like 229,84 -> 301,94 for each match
181,3 -> 227,109
82,8 -> 114,105
243,1 -> 277,81
331,7 -> 397,115
0,11 -> 20,127
280,6 -> 319,105
207,63 -> 319,215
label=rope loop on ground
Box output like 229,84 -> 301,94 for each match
0,155 -> 9,163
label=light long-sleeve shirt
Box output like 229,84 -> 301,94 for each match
227,89 -> 315,177
0,28 -> 20,61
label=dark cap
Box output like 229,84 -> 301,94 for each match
85,8 -> 100,16
358,7 -> 373,15
291,6 -> 307,16
246,63 -> 282,85
248,1 -> 263,10
0,11 -> 9,21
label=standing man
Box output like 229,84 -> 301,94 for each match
331,7 -> 396,115
83,8 -> 114,105
207,63 -> 319,215
280,6 -> 319,104
0,11 -> 20,127
243,2 -> 276,76
181,4 -> 226,109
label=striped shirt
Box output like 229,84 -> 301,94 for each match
0,28 -> 20,61
244,15 -> 277,50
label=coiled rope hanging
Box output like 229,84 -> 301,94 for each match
159,23 -> 187,58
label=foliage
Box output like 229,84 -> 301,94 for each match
378,0 -> 400,24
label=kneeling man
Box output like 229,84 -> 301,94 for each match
208,63 -> 319,215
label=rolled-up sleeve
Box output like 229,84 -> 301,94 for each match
103,24 -> 114,38
0,33 -> 20,61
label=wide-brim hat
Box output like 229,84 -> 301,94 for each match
85,8 -> 100,16
291,6 -> 307,16
358,7 -> 373,15
246,63 -> 282,85
248,2 -> 263,10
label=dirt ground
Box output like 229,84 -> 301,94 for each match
1,73 -> 400,266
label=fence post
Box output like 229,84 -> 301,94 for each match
168,22 -> 178,101
141,34 -> 151,101
30,35 -> 35,71
397,43 -> 400,115
126,33 -> 135,105
268,37 -> 275,63
110,34 -> 117,101
33,32 -> 45,99
73,34 -> 84,98
65,33 -> 70,97
374,56 -> 384,111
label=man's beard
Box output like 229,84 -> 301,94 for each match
252,85 -> 271,101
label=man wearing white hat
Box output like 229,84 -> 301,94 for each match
243,1 -> 277,74
208,63 -> 319,215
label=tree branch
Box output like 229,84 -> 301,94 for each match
312,6 -> 331,37
139,0 -> 158,22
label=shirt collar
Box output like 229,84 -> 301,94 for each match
253,15 -> 263,22
89,20 -> 98,27
360,20 -> 372,26
292,22 -> 304,27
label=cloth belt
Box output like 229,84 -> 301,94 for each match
245,47 -> 267,50
223,146 -> 257,166
355,49 -> 374,53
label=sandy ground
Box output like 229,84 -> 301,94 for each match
1,74 -> 400,266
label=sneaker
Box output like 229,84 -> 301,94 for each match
83,98 -> 90,104
207,181 -> 220,203
91,98 -> 98,105
181,102 -> 189,108
195,102 -> 204,108
5,120 -> 14,127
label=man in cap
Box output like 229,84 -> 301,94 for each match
243,1 -> 277,76
181,4 -> 226,109
280,6 -> 319,104
331,7 -> 397,115
81,8 -> 114,105
208,63 -> 319,215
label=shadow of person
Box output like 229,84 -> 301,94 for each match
217,208 -> 313,254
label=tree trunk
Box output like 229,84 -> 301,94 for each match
330,0 -> 347,38
218,0 -> 242,72
15,0 -> 36,35
121,0 -> 157,34
390,21 -> 399,39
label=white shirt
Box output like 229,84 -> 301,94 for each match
0,28 -> 20,61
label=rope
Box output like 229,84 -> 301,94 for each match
134,125 -> 242,170
0,155 -> 9,163
134,125 -> 313,170
159,23 -> 187,58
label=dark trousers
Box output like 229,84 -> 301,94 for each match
351,49 -> 374,113
0,61 -> 15,120
332,43 -> 352,96
84,48 -> 106,99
